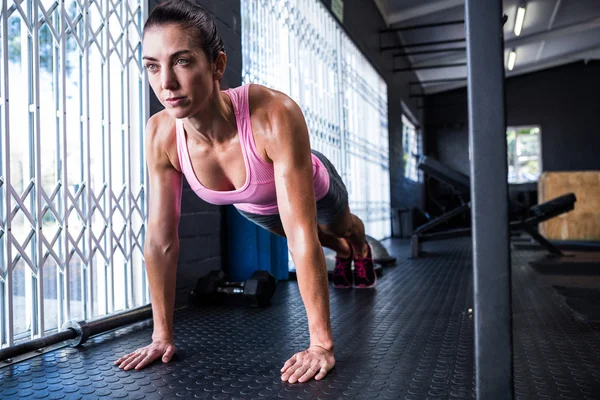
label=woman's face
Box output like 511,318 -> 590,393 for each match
142,24 -> 219,119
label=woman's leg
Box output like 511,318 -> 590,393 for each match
316,229 -> 352,259
318,205 -> 368,258
262,208 -> 375,288
319,206 -> 376,288
266,220 -> 352,259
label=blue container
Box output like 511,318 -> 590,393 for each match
225,205 -> 289,282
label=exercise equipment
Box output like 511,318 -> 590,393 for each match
412,155 -> 577,258
366,235 -> 397,265
190,270 -> 276,307
0,305 -> 152,362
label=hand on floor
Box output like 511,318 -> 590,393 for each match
114,339 -> 177,370
281,345 -> 335,383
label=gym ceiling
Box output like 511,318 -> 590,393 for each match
375,0 -> 600,94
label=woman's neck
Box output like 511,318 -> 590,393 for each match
184,86 -> 237,144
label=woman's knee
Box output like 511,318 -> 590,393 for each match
320,207 -> 354,238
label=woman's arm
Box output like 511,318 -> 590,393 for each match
144,113 -> 183,342
258,87 -> 335,382
115,113 -> 182,370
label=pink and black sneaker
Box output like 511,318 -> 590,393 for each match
332,246 -> 353,289
354,242 -> 376,288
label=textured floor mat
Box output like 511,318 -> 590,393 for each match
1,238 -> 599,399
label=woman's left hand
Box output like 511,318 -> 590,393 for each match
280,345 -> 335,383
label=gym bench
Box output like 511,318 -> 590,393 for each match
411,156 -> 576,258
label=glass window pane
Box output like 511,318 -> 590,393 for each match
507,126 -> 541,184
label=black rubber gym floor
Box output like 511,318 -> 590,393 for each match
1,238 -> 600,399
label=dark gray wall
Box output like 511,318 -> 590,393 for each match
506,61 -> 600,172
318,0 -> 425,211
147,0 -> 242,301
424,61 -> 600,176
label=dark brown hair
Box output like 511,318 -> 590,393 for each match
143,0 -> 225,62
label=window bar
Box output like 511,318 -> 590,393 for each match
268,0 -> 274,85
335,26 -> 346,181
78,80 -> 85,323
105,0 -> 114,314
1,0 -> 15,348
72,0 -> 85,321
99,0 -> 107,314
101,30 -> 108,318
97,0 -> 108,317
32,0 -> 44,339
72,0 -> 87,323
124,1 -> 131,309
296,1 -> 304,128
20,0 -> 35,342
0,0 -> 3,344
84,0 -> 93,320
60,0 -> 72,324
141,0 -> 149,305
255,0 -> 259,85
334,25 -> 341,170
123,0 -> 133,309
259,2 -> 265,86
51,3 -> 63,329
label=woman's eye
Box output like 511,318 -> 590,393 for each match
145,64 -> 158,72
176,58 -> 189,65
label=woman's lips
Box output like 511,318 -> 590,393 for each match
166,97 -> 185,106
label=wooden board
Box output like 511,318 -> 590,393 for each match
538,171 -> 600,240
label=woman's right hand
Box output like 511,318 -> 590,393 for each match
114,338 -> 177,370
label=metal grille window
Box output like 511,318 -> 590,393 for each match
0,0 -> 148,348
402,114 -> 421,182
241,0 -> 390,241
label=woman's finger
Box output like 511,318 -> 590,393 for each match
115,351 -> 138,365
297,360 -> 319,383
116,352 -> 140,367
162,345 -> 176,363
314,364 -> 329,381
288,359 -> 313,384
135,352 -> 159,370
280,354 -> 297,374
281,355 -> 304,381
122,353 -> 146,370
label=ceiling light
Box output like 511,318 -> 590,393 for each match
508,50 -> 517,71
514,5 -> 526,36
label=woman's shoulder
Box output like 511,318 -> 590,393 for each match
145,110 -> 180,169
146,110 -> 177,142
247,84 -> 299,118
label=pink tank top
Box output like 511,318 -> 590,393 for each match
175,84 -> 330,215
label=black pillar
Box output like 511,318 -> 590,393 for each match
465,0 -> 514,398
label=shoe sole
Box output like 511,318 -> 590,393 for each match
354,273 -> 377,289
333,283 -> 352,289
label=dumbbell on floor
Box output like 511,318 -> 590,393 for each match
190,270 -> 276,307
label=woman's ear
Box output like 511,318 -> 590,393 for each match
214,51 -> 227,81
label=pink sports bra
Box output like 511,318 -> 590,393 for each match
175,84 -> 330,215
